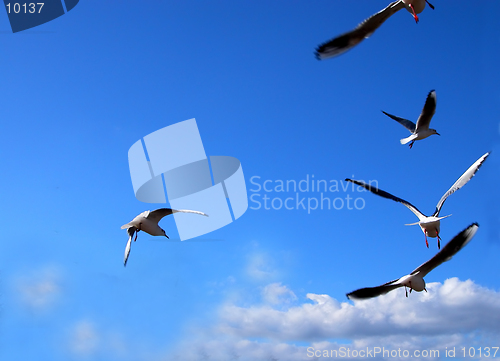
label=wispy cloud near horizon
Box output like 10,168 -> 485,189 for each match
15,265 -> 63,315
63,278 -> 500,361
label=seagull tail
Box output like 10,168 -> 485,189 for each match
400,134 -> 417,145
405,221 -> 421,226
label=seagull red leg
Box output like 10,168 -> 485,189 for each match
409,4 -> 419,23
424,232 -> 429,248
437,231 -> 441,249
409,141 -> 414,149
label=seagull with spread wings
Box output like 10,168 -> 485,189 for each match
347,223 -> 478,300
383,90 -> 439,149
345,152 -> 490,248
315,0 -> 434,60
121,208 -> 208,266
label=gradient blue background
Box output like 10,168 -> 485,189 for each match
0,1 -> 499,360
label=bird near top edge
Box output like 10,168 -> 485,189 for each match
315,0 -> 434,60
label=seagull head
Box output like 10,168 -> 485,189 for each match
402,0 -> 431,14
402,0 -> 430,23
430,129 -> 440,136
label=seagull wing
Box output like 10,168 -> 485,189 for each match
347,278 -> 403,300
124,227 -> 136,267
433,152 -> 490,216
345,178 -> 427,220
146,208 -> 209,223
315,1 -> 404,60
411,223 -> 478,278
415,90 -> 437,131
382,111 -> 416,132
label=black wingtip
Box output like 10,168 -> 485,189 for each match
454,222 -> 480,247
425,0 -> 435,10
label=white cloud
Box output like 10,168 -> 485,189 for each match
162,278 -> 500,361
261,282 -> 297,305
219,278 -> 500,341
164,337 -> 312,361
246,253 -> 276,281
60,279 -> 500,361
165,336 -> 472,361
70,321 -> 100,356
16,266 -> 62,313
66,320 -> 133,360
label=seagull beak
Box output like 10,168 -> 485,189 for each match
160,228 -> 169,239
436,132 -> 441,136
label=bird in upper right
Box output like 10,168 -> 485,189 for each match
315,0 -> 434,60
382,90 -> 439,149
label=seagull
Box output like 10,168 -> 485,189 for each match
383,90 -> 439,149
347,223 -> 478,300
315,0 -> 434,60
345,152 -> 490,248
121,208 -> 208,266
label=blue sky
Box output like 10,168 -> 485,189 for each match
0,1 -> 499,360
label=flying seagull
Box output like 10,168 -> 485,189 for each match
383,90 -> 439,149
347,223 -> 478,300
315,0 -> 434,60
345,152 -> 490,248
121,208 -> 208,266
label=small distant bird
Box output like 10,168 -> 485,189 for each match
383,90 -> 439,149
346,223 -> 478,300
315,0 -> 434,60
345,152 -> 490,248
121,208 -> 208,266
